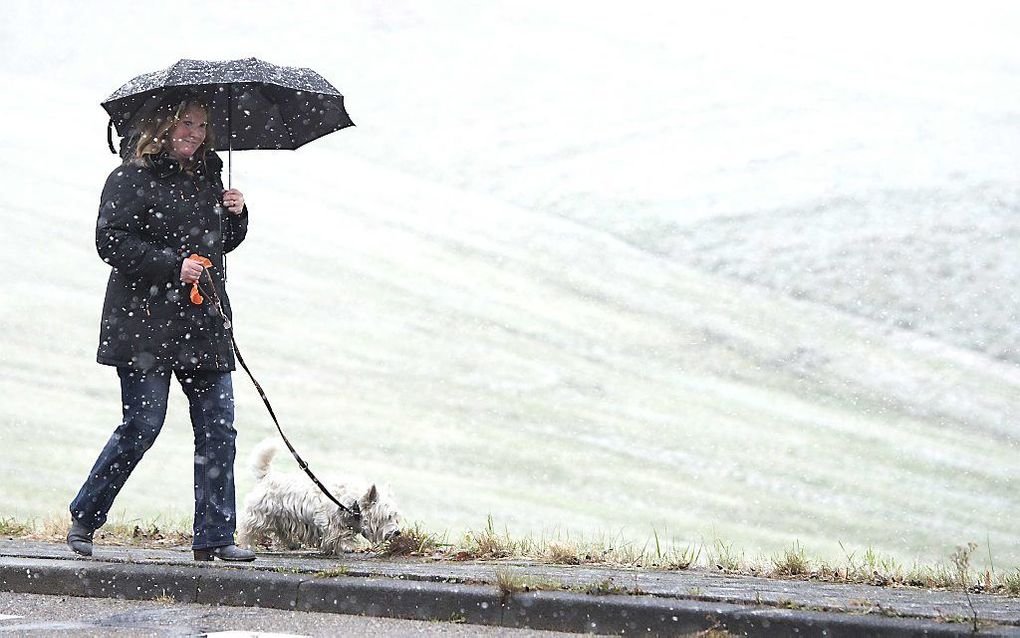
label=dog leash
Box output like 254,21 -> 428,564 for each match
189,256 -> 360,518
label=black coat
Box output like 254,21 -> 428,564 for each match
95,151 -> 248,372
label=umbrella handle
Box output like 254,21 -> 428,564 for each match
107,119 -> 117,154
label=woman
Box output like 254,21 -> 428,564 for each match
68,93 -> 255,561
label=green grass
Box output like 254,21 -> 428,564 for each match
772,541 -> 811,576
313,567 -> 350,579
1003,571 -> 1020,596
574,577 -> 626,596
708,538 -> 745,573
494,567 -> 564,598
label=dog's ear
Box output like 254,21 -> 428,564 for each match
362,484 -> 379,506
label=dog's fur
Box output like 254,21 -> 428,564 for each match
237,438 -> 401,554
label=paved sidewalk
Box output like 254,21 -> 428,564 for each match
1,540 -> 1018,636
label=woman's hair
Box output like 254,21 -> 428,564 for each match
129,93 -> 215,170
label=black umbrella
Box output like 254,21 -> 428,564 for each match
102,57 -> 355,185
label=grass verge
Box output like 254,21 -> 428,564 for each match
4,514 -> 1018,597
4,514 -> 192,548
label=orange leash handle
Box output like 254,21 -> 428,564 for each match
186,255 -> 214,305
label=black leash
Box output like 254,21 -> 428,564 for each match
197,269 -> 359,518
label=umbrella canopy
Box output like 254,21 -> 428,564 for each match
102,57 -> 354,152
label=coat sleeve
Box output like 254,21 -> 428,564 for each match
95,167 -> 181,282
207,154 -> 248,254
223,205 -> 248,254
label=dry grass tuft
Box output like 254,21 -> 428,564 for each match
378,523 -> 441,557
1003,571 -> 1020,596
666,543 -> 702,570
708,537 -> 745,572
460,515 -> 526,560
3,515 -> 192,547
546,541 -> 581,565
494,566 -> 525,599
0,517 -> 32,537
95,520 -> 192,547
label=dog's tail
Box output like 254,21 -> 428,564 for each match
250,438 -> 282,481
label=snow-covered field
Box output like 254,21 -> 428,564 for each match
1,1 -> 1017,567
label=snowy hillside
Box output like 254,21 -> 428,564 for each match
666,183 -> 1020,362
1,1 -> 1018,567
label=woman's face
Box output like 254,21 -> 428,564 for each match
167,104 -> 208,160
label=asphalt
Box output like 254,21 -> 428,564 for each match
1,539 -> 1018,636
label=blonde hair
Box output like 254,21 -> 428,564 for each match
131,94 -> 215,171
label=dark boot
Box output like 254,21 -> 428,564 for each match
193,544 -> 256,562
66,520 -> 94,557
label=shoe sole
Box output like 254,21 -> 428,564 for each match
193,549 -> 256,562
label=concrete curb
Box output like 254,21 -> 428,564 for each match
2,557 -> 1019,636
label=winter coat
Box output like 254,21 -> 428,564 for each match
95,150 -> 248,372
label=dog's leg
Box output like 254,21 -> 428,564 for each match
271,519 -> 303,550
316,510 -> 354,556
238,503 -> 275,550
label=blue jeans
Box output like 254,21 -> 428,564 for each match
70,367 -> 238,550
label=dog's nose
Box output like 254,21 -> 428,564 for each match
386,530 -> 401,540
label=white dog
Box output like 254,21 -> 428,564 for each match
237,438 -> 401,555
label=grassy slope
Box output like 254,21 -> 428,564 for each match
2,146 -> 1018,568
655,185 -> 1020,365
1,3 -> 1018,568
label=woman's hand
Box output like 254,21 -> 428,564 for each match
223,189 -> 245,215
181,258 -> 204,284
